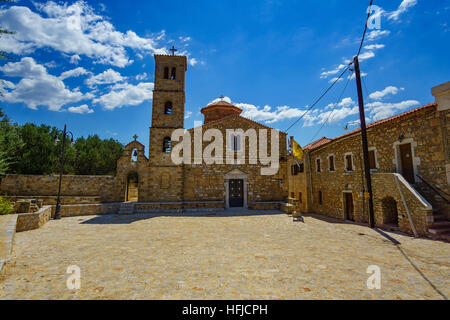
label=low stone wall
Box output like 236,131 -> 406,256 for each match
60,203 -> 121,218
248,201 -> 283,211
133,201 -> 225,214
16,206 -> 52,233
372,173 -> 433,236
7,195 -> 101,206
0,214 -> 18,277
0,174 -> 121,203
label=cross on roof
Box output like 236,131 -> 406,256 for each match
169,46 -> 177,56
133,134 -> 138,141
220,95 -> 224,100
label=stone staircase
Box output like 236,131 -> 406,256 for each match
429,212 -> 450,241
118,202 -> 135,215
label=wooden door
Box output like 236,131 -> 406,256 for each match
229,179 -> 244,207
344,193 -> 354,221
399,143 -> 415,184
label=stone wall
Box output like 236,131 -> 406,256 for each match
287,157 -> 309,213
288,103 -> 447,236
60,203 -> 121,218
16,206 -> 52,232
0,174 -> 121,203
372,174 -> 433,236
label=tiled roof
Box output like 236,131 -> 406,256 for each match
201,101 -> 243,114
305,102 -> 437,151
188,114 -> 287,135
303,137 -> 333,150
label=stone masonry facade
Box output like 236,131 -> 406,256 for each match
0,53 -> 289,212
288,81 -> 450,237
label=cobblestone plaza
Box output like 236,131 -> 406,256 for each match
1,212 -> 448,300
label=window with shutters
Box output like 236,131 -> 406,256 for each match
329,155 -> 335,172
369,149 -> 377,170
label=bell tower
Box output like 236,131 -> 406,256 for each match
146,50 -> 187,202
149,51 -> 187,165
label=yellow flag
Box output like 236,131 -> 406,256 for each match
292,139 -> 304,160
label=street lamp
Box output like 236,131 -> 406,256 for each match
54,124 -> 74,220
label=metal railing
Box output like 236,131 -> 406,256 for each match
416,174 -> 450,204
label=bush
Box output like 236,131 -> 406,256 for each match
0,196 -> 14,215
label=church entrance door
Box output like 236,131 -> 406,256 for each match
229,179 -> 244,207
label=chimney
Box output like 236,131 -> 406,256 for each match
431,81 -> 450,111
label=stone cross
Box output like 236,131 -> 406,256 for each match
133,134 -> 138,141
170,46 -> 177,56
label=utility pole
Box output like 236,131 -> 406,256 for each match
354,56 -> 375,228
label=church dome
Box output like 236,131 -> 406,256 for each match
201,99 -> 242,124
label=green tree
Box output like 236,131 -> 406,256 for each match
72,135 -> 123,175
0,108 -> 23,175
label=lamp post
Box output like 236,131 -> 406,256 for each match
54,124 -> 74,220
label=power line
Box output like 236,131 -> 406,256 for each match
284,66 -> 350,132
308,70 -> 354,143
357,0 -> 374,57
284,0 -> 373,134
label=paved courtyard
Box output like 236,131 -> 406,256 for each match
0,211 -> 449,300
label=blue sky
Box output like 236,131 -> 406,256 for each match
0,0 -> 449,150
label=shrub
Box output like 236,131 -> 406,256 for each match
0,196 -> 14,215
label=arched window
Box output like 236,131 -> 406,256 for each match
163,137 -> 172,153
131,148 -> 138,162
170,67 -> 176,80
164,101 -> 173,115
163,67 -> 169,79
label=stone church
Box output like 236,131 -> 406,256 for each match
116,53 -> 288,212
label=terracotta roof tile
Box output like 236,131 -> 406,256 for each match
188,114 -> 287,135
305,102 -> 437,151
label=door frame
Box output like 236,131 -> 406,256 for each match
343,191 -> 354,221
224,169 -> 248,209
393,138 -> 419,184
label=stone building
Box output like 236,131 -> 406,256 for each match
113,53 -> 289,212
288,81 -> 450,239
0,53 -> 289,214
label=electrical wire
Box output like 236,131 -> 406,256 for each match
308,70 -> 354,144
284,66 -> 350,132
284,0 -> 374,134
357,0 -> 374,57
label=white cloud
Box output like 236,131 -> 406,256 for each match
302,97 -> 359,127
68,104 -> 94,114
237,102 -> 305,124
366,30 -> 391,41
348,72 -> 367,80
188,58 -> 198,66
366,100 -> 420,120
179,36 -> 191,42
86,69 -> 126,87
59,67 -> 91,80
185,111 -> 193,119
208,96 -> 232,105
135,72 -> 148,81
0,1 -> 169,67
388,0 -> 418,21
363,44 -> 385,50
70,54 -> 81,64
369,86 -> 400,100
93,82 -> 154,110
207,96 -> 306,124
358,51 -> 376,62
320,64 -> 346,79
0,57 -> 88,111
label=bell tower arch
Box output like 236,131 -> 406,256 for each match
148,51 -> 187,202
